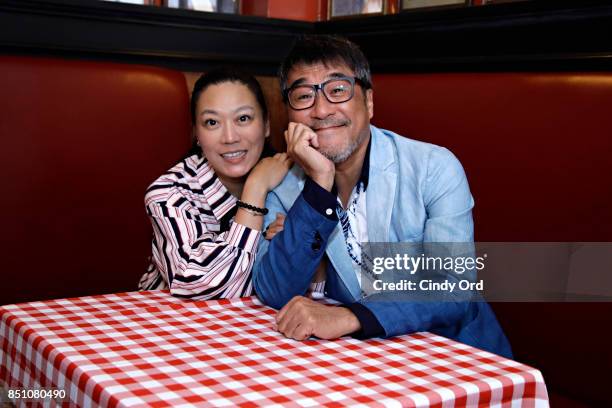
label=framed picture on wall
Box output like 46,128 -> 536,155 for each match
329,0 -> 386,19
165,0 -> 238,13
401,0 -> 467,10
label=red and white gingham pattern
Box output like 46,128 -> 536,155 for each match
1,291 -> 549,407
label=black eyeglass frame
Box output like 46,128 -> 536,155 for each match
283,76 -> 364,111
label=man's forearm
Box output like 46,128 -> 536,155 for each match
254,190 -> 338,309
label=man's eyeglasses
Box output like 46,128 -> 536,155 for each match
284,76 -> 362,110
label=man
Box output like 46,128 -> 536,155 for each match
253,35 -> 511,358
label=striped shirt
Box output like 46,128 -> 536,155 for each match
138,153 -> 260,299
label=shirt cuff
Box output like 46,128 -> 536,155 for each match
226,222 -> 262,253
340,303 -> 385,339
302,177 -> 338,221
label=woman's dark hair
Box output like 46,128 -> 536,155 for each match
279,35 -> 372,101
186,67 -> 272,157
190,67 -> 269,125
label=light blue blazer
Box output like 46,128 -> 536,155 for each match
254,125 -> 512,358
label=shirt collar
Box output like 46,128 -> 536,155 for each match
191,153 -> 238,228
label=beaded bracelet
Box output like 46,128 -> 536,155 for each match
236,200 -> 269,216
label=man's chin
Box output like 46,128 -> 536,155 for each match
318,147 -> 351,164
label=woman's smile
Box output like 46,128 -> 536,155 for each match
221,149 -> 248,163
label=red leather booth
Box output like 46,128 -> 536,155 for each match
372,73 -> 612,406
371,73 -> 612,242
0,56 -> 191,306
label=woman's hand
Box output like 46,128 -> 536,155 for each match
264,213 -> 285,240
246,152 -> 293,193
238,153 -> 291,232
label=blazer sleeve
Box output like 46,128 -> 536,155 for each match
253,186 -> 338,310
357,146 -> 476,337
147,201 -> 260,299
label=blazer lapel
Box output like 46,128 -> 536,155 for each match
325,225 -> 362,301
325,126 -> 398,301
367,125 -> 397,243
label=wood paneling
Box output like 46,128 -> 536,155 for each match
3,0 -> 612,73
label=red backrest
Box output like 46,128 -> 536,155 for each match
372,73 -> 612,242
371,72 -> 612,404
0,56 -> 191,305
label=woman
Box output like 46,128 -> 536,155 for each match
138,67 -> 291,299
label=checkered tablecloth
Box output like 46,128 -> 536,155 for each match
1,291 -> 548,407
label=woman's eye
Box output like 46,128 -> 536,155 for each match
238,115 -> 252,123
204,119 -> 217,127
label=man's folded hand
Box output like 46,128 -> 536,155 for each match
274,296 -> 361,341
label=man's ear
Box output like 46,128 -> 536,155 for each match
366,89 -> 374,120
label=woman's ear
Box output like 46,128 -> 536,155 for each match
192,125 -> 200,146
265,117 -> 271,139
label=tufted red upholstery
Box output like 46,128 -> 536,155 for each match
372,73 -> 612,405
0,57 -> 191,306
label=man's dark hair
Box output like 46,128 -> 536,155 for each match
279,35 -> 372,101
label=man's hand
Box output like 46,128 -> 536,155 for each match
285,122 -> 335,191
264,213 -> 285,240
275,296 -> 361,341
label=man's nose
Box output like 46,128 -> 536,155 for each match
221,123 -> 240,144
311,90 -> 335,119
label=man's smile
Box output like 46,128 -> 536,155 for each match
314,124 -> 346,133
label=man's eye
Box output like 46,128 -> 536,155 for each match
238,115 -> 252,123
296,93 -> 313,101
204,119 -> 217,127
330,86 -> 347,95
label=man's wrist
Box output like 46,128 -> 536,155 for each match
337,307 -> 361,335
340,303 -> 385,339
310,171 -> 334,192
302,178 -> 338,221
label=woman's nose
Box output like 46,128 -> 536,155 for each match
221,124 -> 240,144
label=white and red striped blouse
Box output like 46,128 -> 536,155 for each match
138,153 -> 260,299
